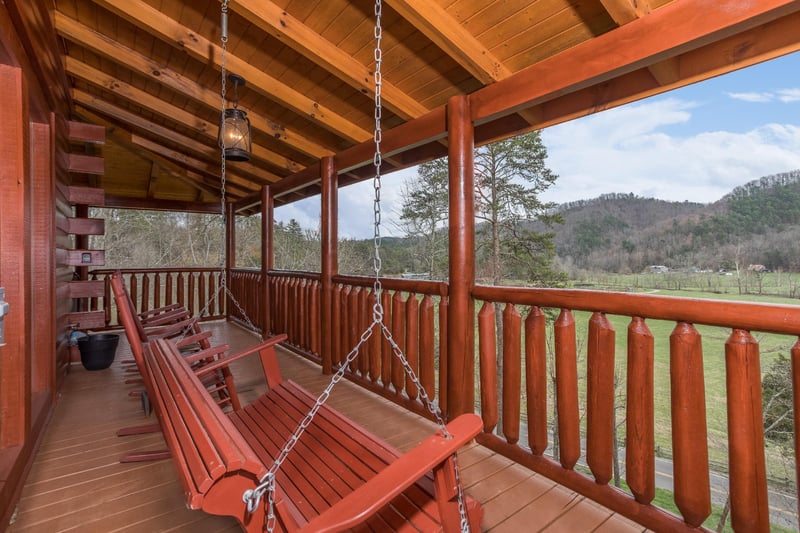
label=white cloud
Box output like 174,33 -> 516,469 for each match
777,88 -> 800,102
727,91 -> 774,103
541,98 -> 800,205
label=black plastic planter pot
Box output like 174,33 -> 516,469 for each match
78,334 -> 119,370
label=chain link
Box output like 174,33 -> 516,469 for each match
242,1 -> 468,529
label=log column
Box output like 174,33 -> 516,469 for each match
260,185 -> 273,335
320,156 -> 337,374
446,95 -> 475,418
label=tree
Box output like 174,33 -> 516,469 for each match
397,157 -> 450,279
473,131 -> 565,286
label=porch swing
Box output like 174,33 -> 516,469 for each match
138,1 -> 483,532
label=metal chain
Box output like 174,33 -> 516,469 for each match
243,1 -> 468,530
179,0 -> 262,343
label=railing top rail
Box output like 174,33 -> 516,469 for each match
269,270 -> 322,281
91,267 -> 223,275
473,284 -> 800,336
334,274 -> 448,296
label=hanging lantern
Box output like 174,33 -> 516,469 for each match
218,74 -> 252,162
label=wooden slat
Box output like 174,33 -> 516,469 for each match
67,153 -> 104,175
62,184 -> 105,205
65,120 -> 105,144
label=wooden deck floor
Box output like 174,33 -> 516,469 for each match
8,322 -> 646,532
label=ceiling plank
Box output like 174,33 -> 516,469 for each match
90,0 -> 371,143
104,194 -> 223,214
64,57 -> 294,177
230,0 -> 426,120
471,0 -> 800,124
597,0 -> 651,25
54,12 -> 331,160
72,90 -> 271,189
386,0 -> 511,85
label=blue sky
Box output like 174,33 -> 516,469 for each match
276,52 -> 800,239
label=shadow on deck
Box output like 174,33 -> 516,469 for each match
8,322 -> 645,532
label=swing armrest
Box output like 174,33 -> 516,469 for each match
191,334 -> 287,388
175,330 -> 213,348
298,413 -> 482,533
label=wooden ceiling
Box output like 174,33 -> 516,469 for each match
38,0 -> 800,210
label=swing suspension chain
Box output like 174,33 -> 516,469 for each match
179,0 -> 261,342
244,1 -> 467,530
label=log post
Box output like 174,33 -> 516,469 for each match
320,156 -> 337,374
446,95 -> 475,418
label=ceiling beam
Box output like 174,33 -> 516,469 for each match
54,12 -> 330,161
386,0 -> 511,84
64,57 -> 297,177
597,0 -> 651,25
470,0 -> 800,124
90,0 -> 371,143
229,0 -> 426,120
72,92 -> 264,192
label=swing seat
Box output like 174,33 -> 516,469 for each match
144,337 -> 483,532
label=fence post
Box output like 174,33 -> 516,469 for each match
320,156 -> 337,374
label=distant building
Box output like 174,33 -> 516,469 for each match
647,265 -> 669,274
748,264 -> 768,273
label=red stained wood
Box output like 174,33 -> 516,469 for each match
478,302 -> 498,433
626,317 -> 655,505
66,120 -> 105,143
438,297 -> 448,416
62,249 -> 105,267
502,303 -> 521,445
586,312 -> 615,485
725,330 -> 769,532
669,322 -> 711,527
67,153 -> 104,175
446,95 -> 475,419
391,291 -> 406,394
320,158 -> 336,373
261,186 -> 273,337
141,274 -> 151,312
63,184 -> 105,205
794,340 -> 800,523
554,309 -> 580,470
405,293 -> 420,400
368,290 -> 381,382
331,284 -> 342,367
525,306 -> 548,456
61,216 -> 104,235
419,295 -> 435,400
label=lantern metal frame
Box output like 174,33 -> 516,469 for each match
218,73 -> 252,162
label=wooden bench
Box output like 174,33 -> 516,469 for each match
145,337 -> 483,532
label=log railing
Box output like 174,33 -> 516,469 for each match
229,268 -> 266,333
268,270 -> 322,356
472,285 -> 797,532
89,268 -> 224,328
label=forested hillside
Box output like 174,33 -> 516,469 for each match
548,170 -> 800,274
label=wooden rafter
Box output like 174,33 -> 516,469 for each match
597,0 -> 651,26
386,0 -> 510,84
64,57 -> 296,176
54,12 -> 331,160
71,91 -> 274,187
229,0 -> 427,120
91,0 -> 371,143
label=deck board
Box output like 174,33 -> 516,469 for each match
8,321 -> 644,532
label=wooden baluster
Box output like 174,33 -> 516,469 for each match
187,272 -> 196,317
586,312 -> 615,485
405,293 -> 420,401
555,309 -> 580,469
130,274 -> 139,314
103,275 -> 112,326
439,296 -> 449,415
288,278 -> 297,344
298,279 -> 307,350
525,306 -> 548,455
165,272 -> 173,307
141,274 -> 150,312
337,285 -> 349,361
391,291 -> 406,394
153,272 -> 161,310
208,271 -> 217,317
380,289 -> 392,387
350,287 -> 362,374
331,284 -> 342,367
626,316 -> 655,505
793,339 -> 800,523
308,280 -> 317,353
355,286 -> 367,375
670,322 -> 711,527
368,290 -> 381,382
310,280 -> 320,355
478,302 -> 498,433
89,272 -> 98,312
726,329 -> 769,532
198,271 -> 206,317
176,272 -> 185,310
502,303 -> 521,445
419,295 -> 435,401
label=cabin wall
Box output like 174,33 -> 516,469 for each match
0,0 -> 73,527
